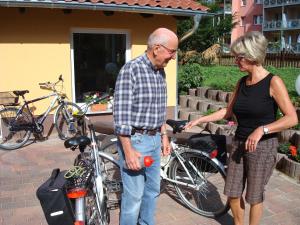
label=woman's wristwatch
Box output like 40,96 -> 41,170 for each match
262,125 -> 269,135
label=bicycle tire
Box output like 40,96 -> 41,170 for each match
54,102 -> 82,140
85,179 -> 110,225
101,142 -> 122,209
0,107 -> 31,150
73,153 -> 110,225
169,148 -> 229,218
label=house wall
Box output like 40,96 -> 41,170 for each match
0,7 -> 178,115
231,0 -> 263,43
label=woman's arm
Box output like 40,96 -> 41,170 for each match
265,75 -> 298,133
184,78 -> 242,130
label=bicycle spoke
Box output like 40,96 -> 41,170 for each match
170,151 -> 229,217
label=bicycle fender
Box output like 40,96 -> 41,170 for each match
170,149 -> 226,175
95,176 -> 104,202
53,105 -> 61,123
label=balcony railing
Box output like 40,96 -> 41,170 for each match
264,0 -> 300,7
267,43 -> 300,53
264,19 -> 300,30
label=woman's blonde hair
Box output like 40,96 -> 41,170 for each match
231,31 -> 268,65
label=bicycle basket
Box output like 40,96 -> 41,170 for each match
0,91 -> 19,106
64,161 -> 93,189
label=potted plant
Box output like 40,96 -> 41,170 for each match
85,92 -> 109,112
90,98 -> 109,111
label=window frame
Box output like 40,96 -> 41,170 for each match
70,28 -> 131,109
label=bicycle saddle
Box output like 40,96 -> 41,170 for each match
166,119 -> 188,134
13,90 -> 29,96
64,136 -> 91,149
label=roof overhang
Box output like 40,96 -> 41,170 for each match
0,0 -> 213,17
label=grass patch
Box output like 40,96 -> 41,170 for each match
198,65 -> 300,98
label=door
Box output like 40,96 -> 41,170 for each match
71,29 -> 130,113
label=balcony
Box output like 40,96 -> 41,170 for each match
267,42 -> 300,53
264,0 -> 300,7
264,19 -> 300,30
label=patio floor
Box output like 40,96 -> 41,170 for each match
0,135 -> 300,225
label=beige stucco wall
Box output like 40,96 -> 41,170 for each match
0,7 -> 177,114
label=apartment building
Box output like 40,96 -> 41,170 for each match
231,0 -> 264,42
263,0 -> 300,53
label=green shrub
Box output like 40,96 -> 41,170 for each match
278,142 -> 290,154
178,63 -> 204,94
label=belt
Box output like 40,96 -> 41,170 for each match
131,127 -> 160,136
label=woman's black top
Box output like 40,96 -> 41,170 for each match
232,73 -> 278,140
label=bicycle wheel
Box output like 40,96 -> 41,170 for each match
169,148 -> 229,218
101,142 -> 122,209
85,181 -> 110,225
73,153 -> 110,225
54,102 -> 82,140
0,107 -> 31,150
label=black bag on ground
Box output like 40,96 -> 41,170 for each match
187,133 -> 227,165
36,168 -> 75,225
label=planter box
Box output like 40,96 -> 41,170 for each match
90,103 -> 107,112
217,91 -> 229,103
278,129 -> 300,143
196,87 -> 211,98
276,154 -> 300,182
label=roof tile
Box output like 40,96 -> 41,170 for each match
63,0 -> 208,12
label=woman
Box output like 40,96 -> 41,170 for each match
185,31 -> 298,225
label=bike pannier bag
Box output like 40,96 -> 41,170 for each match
188,133 -> 227,165
36,168 -> 75,225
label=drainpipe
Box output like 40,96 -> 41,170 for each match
179,14 -> 202,43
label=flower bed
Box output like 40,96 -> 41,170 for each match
276,143 -> 300,182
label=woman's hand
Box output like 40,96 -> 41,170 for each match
161,135 -> 172,156
184,120 -> 199,130
245,126 -> 264,152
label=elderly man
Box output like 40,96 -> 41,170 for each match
113,28 -> 178,225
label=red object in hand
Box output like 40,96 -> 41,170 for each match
143,156 -> 154,167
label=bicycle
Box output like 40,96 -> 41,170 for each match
64,116 -> 121,225
0,75 -> 83,150
92,119 -> 230,218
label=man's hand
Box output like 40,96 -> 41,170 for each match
161,135 -> 172,156
124,147 -> 142,170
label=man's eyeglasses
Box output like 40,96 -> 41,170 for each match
159,44 -> 177,55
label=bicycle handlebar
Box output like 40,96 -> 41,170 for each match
39,75 -> 64,91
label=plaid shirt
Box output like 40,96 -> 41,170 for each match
113,53 -> 167,136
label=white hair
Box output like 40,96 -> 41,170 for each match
147,31 -> 169,49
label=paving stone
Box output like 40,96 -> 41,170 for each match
0,135 -> 300,225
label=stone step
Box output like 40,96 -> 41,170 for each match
179,95 -> 227,113
194,87 -> 233,103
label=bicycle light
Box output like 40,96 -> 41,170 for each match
74,221 -> 84,225
209,149 -> 218,159
66,188 -> 87,199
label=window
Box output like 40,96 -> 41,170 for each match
72,31 -> 128,106
253,15 -> 263,25
254,0 -> 262,4
241,0 -> 247,6
240,17 -> 246,26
